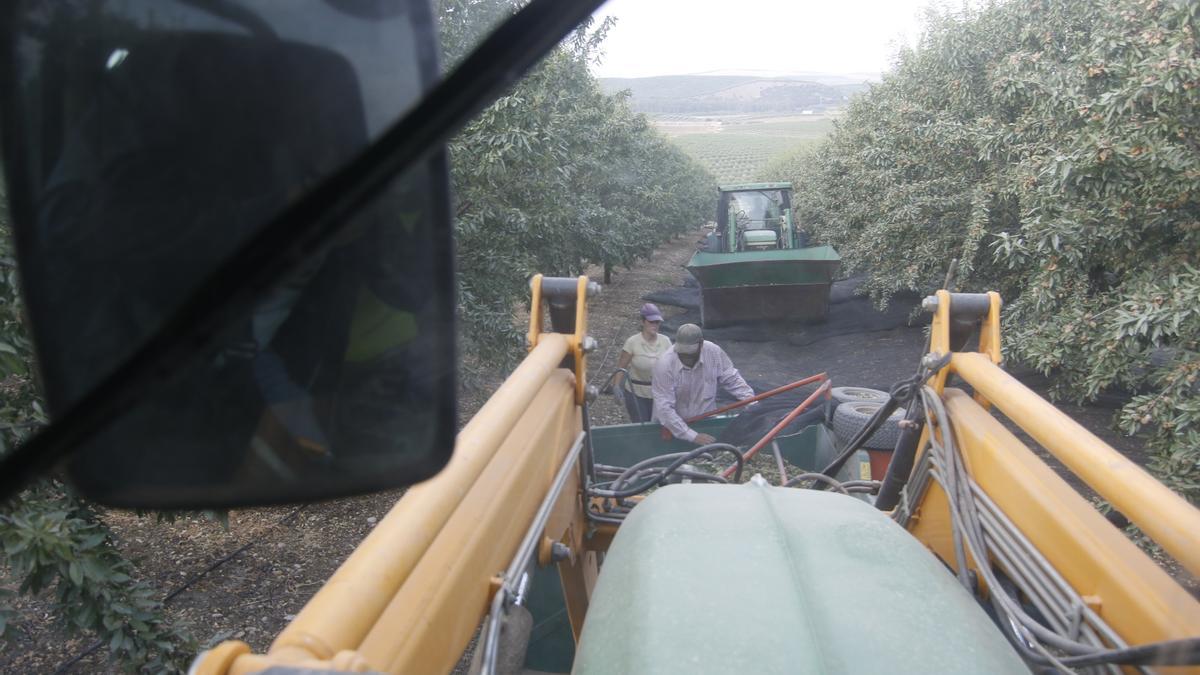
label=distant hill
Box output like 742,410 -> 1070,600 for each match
599,74 -> 873,114
682,69 -> 883,85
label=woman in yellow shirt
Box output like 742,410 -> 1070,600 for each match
611,303 -> 672,422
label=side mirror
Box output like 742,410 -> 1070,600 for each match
0,1 -> 456,507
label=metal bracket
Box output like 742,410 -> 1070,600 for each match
926,290 -> 1003,398
527,275 -> 600,404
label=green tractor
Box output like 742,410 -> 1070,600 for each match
687,183 -> 841,326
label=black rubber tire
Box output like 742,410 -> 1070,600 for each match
830,386 -> 889,405
832,401 -> 904,450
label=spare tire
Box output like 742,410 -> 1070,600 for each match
832,401 -> 904,450
831,386 -> 889,405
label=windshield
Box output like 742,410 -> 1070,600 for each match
728,190 -> 784,229
1,0 -> 1197,673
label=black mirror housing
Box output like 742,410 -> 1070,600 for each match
0,0 -> 456,507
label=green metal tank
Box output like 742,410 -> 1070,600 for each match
574,484 -> 1030,674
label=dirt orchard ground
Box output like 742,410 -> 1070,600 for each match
3,228 -> 1195,673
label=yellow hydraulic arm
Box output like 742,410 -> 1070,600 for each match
903,290 -> 1200,659
193,276 -> 599,674
193,285 -> 1200,673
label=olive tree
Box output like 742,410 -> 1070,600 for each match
780,0 -> 1199,499
442,1 -> 714,372
1,188 -> 195,671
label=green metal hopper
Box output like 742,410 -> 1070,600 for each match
521,414 -> 873,673
688,183 -> 840,326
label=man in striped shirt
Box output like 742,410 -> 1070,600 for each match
651,323 -> 755,445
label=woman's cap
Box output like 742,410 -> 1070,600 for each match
640,303 -> 663,322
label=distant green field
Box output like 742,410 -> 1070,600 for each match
657,114 -> 834,184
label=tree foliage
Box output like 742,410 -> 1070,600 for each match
779,0 -> 1199,499
1,186 -> 196,670
441,0 -> 714,371
1,484 -> 195,671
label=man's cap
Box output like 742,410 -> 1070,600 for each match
674,323 -> 702,355
640,302 -> 664,322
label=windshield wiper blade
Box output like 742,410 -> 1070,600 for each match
0,0 -> 611,501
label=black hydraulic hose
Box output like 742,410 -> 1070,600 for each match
812,397 -> 901,487
610,444 -> 741,496
616,468 -> 727,485
610,452 -> 691,493
585,510 -> 627,525
590,444 -> 743,498
670,469 -> 729,484
873,400 -> 926,510
815,354 -> 949,491
784,473 -> 851,495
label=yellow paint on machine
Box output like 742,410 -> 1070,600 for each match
195,278 -> 597,674
195,283 -> 1200,674
905,290 -> 1200,658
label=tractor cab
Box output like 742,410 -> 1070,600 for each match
713,183 -> 795,253
690,182 -> 839,325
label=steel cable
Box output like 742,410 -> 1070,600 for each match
919,386 -> 1199,670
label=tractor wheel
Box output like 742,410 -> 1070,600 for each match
832,401 -> 904,450
830,386 -> 889,405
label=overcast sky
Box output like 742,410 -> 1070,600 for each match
589,0 -> 939,79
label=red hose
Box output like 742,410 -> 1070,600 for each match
719,380 -> 832,479
688,372 -> 826,423
658,373 -> 827,440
